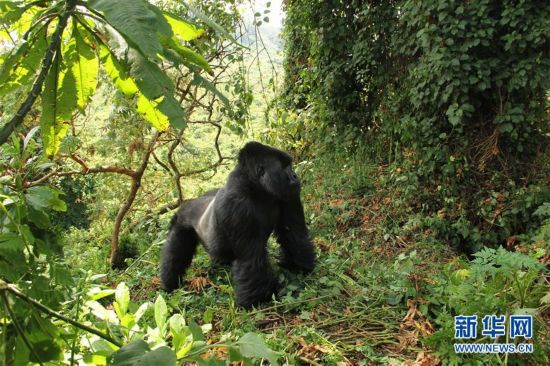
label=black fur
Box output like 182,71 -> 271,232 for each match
160,142 -> 316,308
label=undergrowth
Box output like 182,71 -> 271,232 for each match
59,124 -> 550,365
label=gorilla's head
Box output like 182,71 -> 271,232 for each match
238,142 -> 300,199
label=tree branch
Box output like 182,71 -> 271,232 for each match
110,132 -> 159,267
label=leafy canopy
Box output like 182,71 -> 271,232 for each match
0,0 -> 226,155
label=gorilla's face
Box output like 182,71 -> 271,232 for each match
238,142 -> 301,199
257,156 -> 300,199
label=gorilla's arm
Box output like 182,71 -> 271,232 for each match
275,196 -> 316,273
231,240 -> 278,308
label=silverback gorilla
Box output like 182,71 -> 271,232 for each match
160,142 -> 316,308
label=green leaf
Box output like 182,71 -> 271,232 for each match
40,52 -> 77,156
108,340 -> 176,366
25,186 -> 54,210
100,46 -> 185,129
236,333 -> 279,366
139,346 -> 176,366
72,25 -> 98,111
115,282 -> 130,318
164,12 -> 204,41
169,314 -> 193,358
154,294 -> 168,332
0,1 -> 28,25
157,94 -> 186,129
187,319 -> 204,342
13,336 -> 30,366
27,206 -> 51,229
87,287 -> 116,301
99,45 -> 138,97
126,48 -> 186,128
127,48 -> 174,99
136,94 -> 170,131
30,340 -> 62,363
25,186 -> 66,212
88,0 -> 166,59
0,233 -> 25,252
161,36 -> 212,74
0,28 -> 48,96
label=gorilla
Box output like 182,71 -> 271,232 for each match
160,142 -> 316,308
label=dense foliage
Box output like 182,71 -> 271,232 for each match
279,0 -> 550,363
282,0 -> 550,252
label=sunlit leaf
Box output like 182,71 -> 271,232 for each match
136,94 -> 170,131
163,12 -> 204,41
154,294 -> 168,332
99,45 -> 138,97
72,25 -> 98,111
87,287 -> 116,301
161,35 -> 212,74
115,282 -> 130,317
0,28 -> 47,96
40,46 -> 78,156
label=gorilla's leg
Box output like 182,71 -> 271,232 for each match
160,223 -> 198,292
231,245 -> 277,308
275,197 -> 316,273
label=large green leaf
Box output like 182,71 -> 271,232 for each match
40,45 -> 78,156
0,28 -> 48,96
163,12 -> 204,41
108,340 -> 176,366
154,294 -> 168,332
0,1 -> 28,25
157,95 -> 186,129
88,0 -> 168,59
235,333 -> 279,366
0,233 -> 26,252
99,45 -> 138,97
72,25 -> 98,111
114,282 -> 130,317
161,35 -> 212,74
25,186 -> 67,212
127,48 -> 174,99
126,48 -> 186,129
100,46 -> 184,129
136,94 -> 170,131
39,61 -> 60,156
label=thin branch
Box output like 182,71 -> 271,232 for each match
110,132 -> 159,267
0,281 -> 122,347
166,131 -> 184,205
